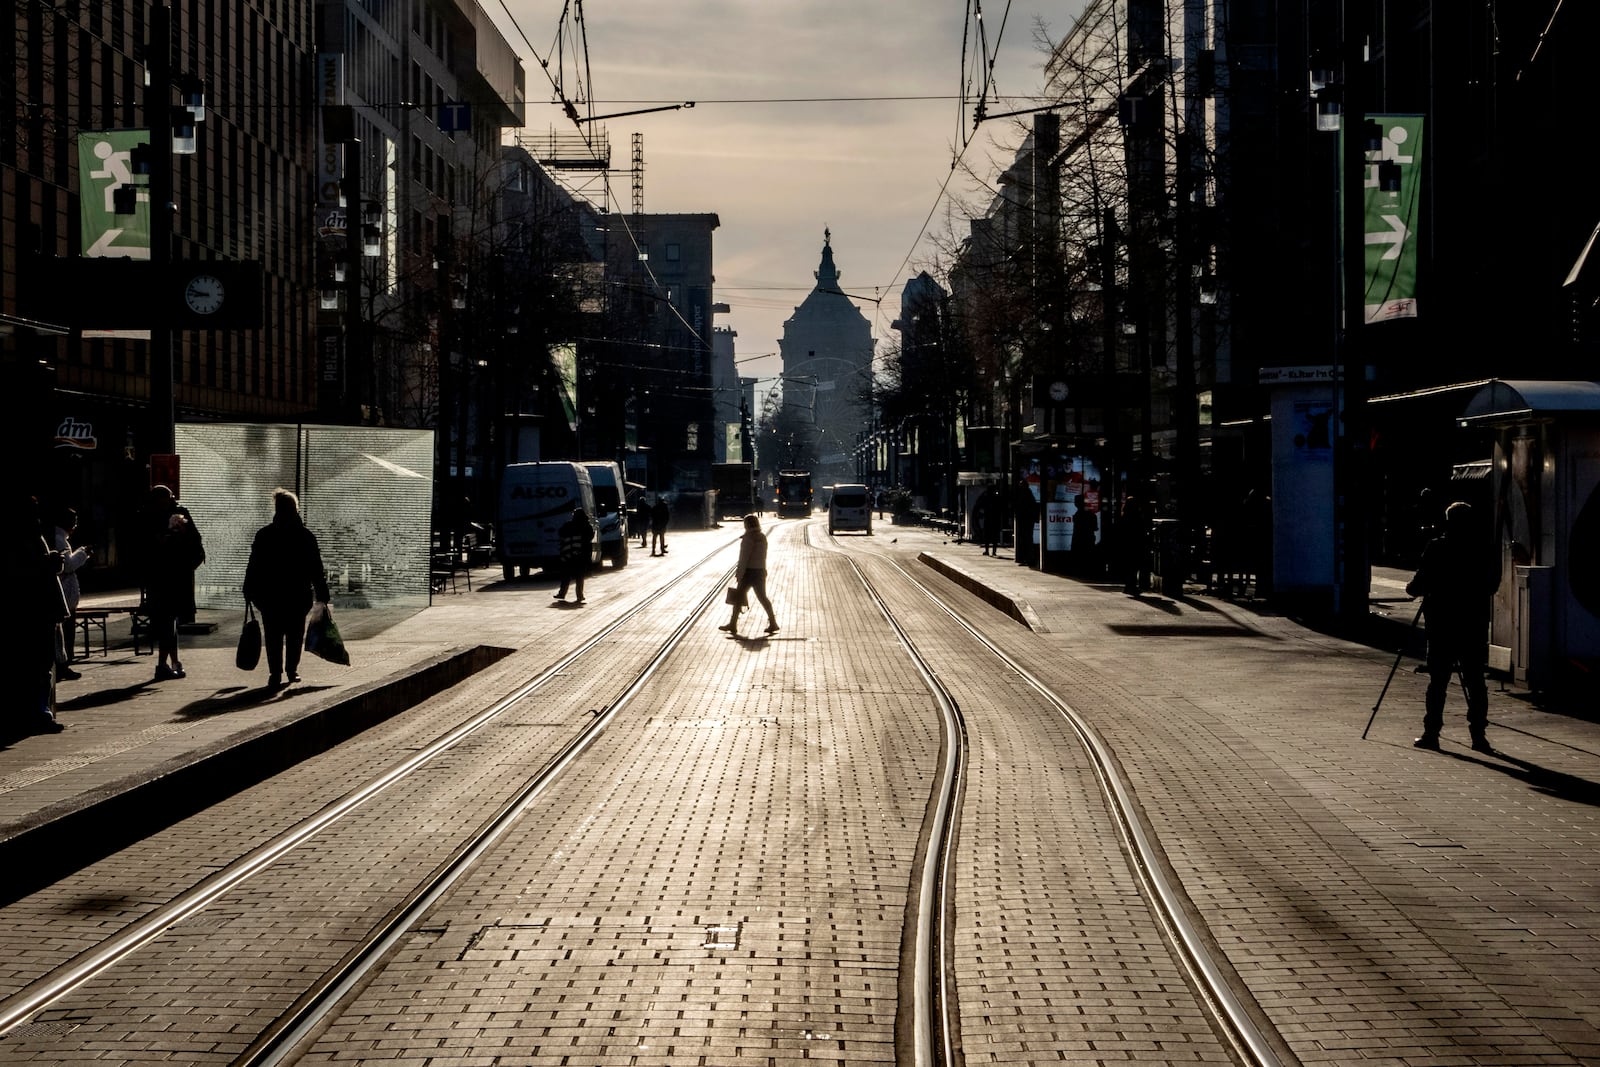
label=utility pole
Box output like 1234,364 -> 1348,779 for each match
436,244 -> 455,521
1338,17 -> 1372,621
146,5 -> 175,456
1173,131 -> 1200,576
1101,205 -> 1121,517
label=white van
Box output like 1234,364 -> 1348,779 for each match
497,462 -> 601,579
581,460 -> 629,567
828,483 -> 873,535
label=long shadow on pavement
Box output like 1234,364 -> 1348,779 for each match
176,684 -> 336,720
1444,748 -> 1600,808
55,681 -> 166,711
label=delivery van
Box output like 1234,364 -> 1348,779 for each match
497,462 -> 601,579
581,460 -> 629,567
827,483 -> 873,535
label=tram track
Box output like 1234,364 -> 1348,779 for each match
0,539 -> 739,1044
228,520 -> 972,1066
4,521 -> 1300,1065
845,533 -> 1299,1067
845,553 -> 966,1067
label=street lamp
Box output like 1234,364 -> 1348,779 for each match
361,201 -> 382,258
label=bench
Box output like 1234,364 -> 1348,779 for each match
431,554 -> 472,594
909,510 -> 964,538
71,603 -> 153,656
73,609 -> 112,657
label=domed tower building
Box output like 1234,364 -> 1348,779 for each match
778,230 -> 875,486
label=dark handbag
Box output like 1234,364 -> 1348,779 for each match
236,605 -> 261,671
724,585 -> 746,607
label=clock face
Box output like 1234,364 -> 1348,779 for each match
184,274 -> 225,315
1048,380 -> 1069,402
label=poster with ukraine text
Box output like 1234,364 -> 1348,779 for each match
1361,115 -> 1424,323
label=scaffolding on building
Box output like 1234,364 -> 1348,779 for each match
518,127 -> 614,211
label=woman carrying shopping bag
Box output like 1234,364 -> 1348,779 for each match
243,489 -> 331,689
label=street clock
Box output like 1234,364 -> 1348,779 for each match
183,273 -> 226,316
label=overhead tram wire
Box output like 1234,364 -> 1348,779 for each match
488,0 -> 1026,349
484,0 -> 713,350
873,0 -> 1015,319
960,0 -> 1015,148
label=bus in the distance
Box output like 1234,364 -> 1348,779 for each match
775,470 -> 813,517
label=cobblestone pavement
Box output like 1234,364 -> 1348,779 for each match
1,519 -> 1597,1065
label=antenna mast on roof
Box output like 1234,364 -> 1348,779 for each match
632,133 -> 644,215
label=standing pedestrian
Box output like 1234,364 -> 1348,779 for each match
1013,479 -> 1039,567
630,488 -> 649,548
52,506 -> 92,681
553,504 -> 595,603
141,484 -> 205,681
1071,493 -> 1098,575
650,495 -> 670,556
243,489 -> 331,689
1406,501 -> 1500,753
974,486 -> 1001,556
719,513 -> 780,636
1119,494 -> 1151,594
7,494 -> 68,735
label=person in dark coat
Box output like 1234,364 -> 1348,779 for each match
243,489 -> 331,689
141,484 -> 204,681
649,495 -> 670,556
8,494 -> 69,735
1013,480 -> 1039,567
629,489 -> 649,548
974,487 -> 1003,556
1119,494 -> 1152,594
1071,493 -> 1098,575
1406,501 -> 1500,753
553,505 -> 595,604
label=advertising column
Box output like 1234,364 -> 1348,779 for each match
1264,366 -> 1339,611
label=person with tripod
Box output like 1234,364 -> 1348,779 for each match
1405,501 -> 1500,753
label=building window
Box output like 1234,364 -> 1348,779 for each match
665,243 -> 680,262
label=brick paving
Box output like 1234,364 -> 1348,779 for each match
298,526 -> 923,1065
908,532 -> 1600,1065
0,520 -> 1597,1065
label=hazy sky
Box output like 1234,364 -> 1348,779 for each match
488,1 -> 1085,386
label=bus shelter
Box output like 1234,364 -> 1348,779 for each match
1457,380 -> 1600,694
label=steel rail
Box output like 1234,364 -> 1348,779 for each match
844,555 -> 967,1067
879,551 -> 1294,1067
0,542 -> 738,1040
235,574 -> 731,1065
